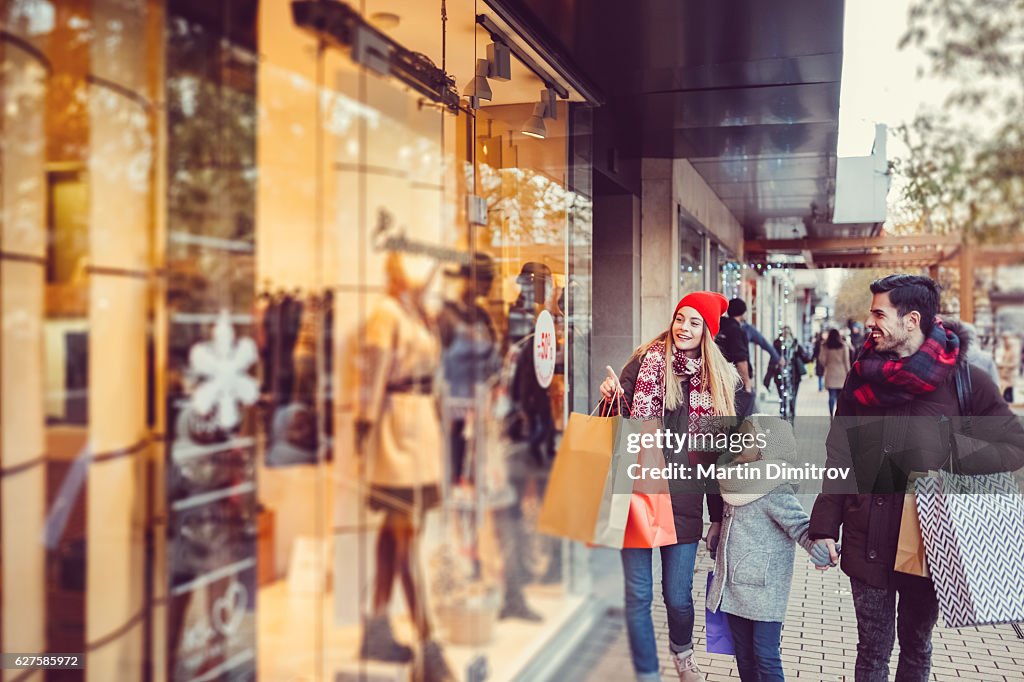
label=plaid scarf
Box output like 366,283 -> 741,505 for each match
632,346 -> 714,424
847,319 -> 960,407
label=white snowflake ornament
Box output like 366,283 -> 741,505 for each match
189,310 -> 259,430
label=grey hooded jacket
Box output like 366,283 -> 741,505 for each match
706,483 -> 816,623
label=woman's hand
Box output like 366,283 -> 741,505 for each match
599,365 -> 623,400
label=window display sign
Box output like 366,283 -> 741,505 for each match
534,309 -> 556,388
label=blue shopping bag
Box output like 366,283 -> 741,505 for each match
705,572 -> 735,655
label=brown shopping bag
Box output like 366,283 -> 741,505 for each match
895,493 -> 928,577
536,403 -> 633,547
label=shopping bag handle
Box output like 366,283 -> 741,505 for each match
592,366 -> 632,418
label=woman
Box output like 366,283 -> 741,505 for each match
812,330 -> 826,391
818,328 -> 852,417
599,292 -> 739,682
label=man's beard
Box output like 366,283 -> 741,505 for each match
873,327 -> 911,354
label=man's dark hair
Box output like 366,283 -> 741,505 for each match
727,298 -> 747,317
869,274 -> 941,335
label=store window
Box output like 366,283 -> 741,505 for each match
718,247 -> 741,299
1,1 -> 594,680
679,212 -> 704,293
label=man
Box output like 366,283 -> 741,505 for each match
810,274 -> 1024,681
716,298 -> 756,416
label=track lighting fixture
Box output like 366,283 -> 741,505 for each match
521,102 -> 547,139
487,41 -> 511,81
464,58 -> 492,108
522,87 -> 557,139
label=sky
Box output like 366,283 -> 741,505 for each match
836,0 -> 955,159
824,0 -> 957,296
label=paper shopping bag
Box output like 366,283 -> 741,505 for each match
623,420 -> 678,549
705,572 -> 735,655
622,493 -> 678,548
537,411 -> 629,546
894,493 -> 928,577
915,470 -> 1024,628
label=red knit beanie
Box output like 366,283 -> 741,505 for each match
674,291 -> 729,338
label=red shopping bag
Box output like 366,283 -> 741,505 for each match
623,493 -> 678,548
622,420 -> 678,548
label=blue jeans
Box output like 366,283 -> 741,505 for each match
726,614 -> 784,681
828,388 -> 841,416
621,542 -> 699,677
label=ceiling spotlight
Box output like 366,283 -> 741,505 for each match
464,58 -> 492,108
522,88 -> 557,139
522,102 -> 547,139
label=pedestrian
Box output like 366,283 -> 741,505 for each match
809,274 -> 1024,682
997,331 -> 1022,404
707,414 -> 834,681
715,298 -> 756,417
818,329 -> 851,417
765,327 -> 812,420
812,330 -> 826,391
741,319 -> 782,368
847,320 -> 866,364
599,291 -> 739,682
959,320 -> 1000,387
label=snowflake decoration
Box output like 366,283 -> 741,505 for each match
189,310 -> 259,430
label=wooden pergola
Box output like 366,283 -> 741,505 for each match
744,233 -> 1024,322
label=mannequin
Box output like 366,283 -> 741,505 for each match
355,252 -> 453,682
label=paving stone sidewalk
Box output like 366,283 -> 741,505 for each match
554,550 -> 1024,681
549,386 -> 1024,681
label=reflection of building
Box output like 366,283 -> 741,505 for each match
2,1 -> 595,680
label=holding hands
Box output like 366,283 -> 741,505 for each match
810,539 -> 840,569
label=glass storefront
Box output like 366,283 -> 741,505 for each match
0,1 -> 593,680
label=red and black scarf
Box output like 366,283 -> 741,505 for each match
847,319 -> 960,407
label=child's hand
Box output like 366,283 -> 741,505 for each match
810,539 -> 840,568
706,522 -> 722,559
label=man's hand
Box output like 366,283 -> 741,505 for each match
706,522 -> 722,559
810,539 -> 839,570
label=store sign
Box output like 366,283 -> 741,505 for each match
533,310 -> 555,389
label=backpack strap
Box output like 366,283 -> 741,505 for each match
955,361 -> 974,421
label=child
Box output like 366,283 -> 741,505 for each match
706,415 -> 834,681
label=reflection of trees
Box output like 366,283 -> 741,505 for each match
474,163 -> 592,248
165,14 -> 257,314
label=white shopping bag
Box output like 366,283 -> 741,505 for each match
915,470 -> 1024,628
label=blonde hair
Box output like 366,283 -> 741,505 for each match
629,320 -> 740,416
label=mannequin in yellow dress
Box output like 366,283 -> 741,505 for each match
355,253 -> 452,682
